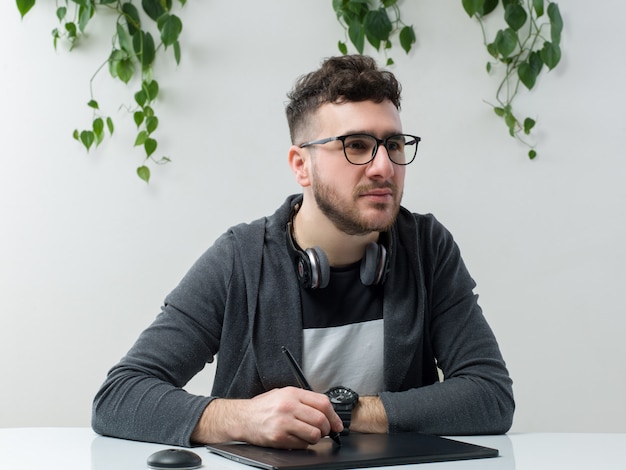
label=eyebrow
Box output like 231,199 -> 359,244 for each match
341,129 -> 404,138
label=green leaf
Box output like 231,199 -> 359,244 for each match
106,117 -> 114,135
142,0 -> 166,22
540,41 -> 561,69
173,40 -> 181,64
133,31 -> 156,68
143,79 -> 159,101
342,0 -> 369,21
399,26 -> 416,54
73,129 -> 80,141
122,2 -> 141,36
80,130 -> 95,151
529,50 -> 544,73
134,111 -> 145,127
533,0 -> 544,17
504,4 -> 528,31
17,0 -> 35,18
338,40 -> 348,55
78,4 -> 94,33
548,3 -> 563,45
486,42 -> 498,58
144,137 -> 157,157
94,119 -> 105,145
528,149 -> 537,159
518,51 -> 543,89
157,14 -> 183,47
494,107 -> 506,117
116,22 -> 134,55
52,28 -> 60,50
56,6 -> 67,21
479,0 -> 498,16
462,0 -> 483,17
108,49 -> 125,78
135,130 -> 148,146
495,28 -> 518,58
146,116 -> 159,134
135,89 -> 148,107
93,117 -> 104,136
137,165 -> 151,183
116,57 -> 135,83
65,22 -> 77,40
87,99 -> 99,110
348,18 -> 365,54
523,117 -> 536,134
504,111 -> 517,137
364,8 -> 392,50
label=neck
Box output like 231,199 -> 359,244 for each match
293,201 -> 379,267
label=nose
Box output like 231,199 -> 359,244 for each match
365,144 -> 395,179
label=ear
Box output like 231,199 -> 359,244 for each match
288,145 -> 311,187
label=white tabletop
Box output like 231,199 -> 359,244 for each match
0,427 -> 623,469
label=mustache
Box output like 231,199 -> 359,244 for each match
354,181 -> 398,194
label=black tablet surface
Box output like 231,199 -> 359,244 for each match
206,432 -> 499,470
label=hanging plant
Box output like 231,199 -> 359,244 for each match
16,1 -> 564,183
464,0 -> 563,159
332,0 -> 416,65
333,0 -> 563,159
16,0 -> 186,183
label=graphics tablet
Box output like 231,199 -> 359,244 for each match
206,432 -> 498,470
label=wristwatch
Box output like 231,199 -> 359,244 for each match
325,386 -> 359,435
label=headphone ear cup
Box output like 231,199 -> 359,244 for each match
360,243 -> 387,286
306,246 -> 330,289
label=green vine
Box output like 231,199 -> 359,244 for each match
332,0 -> 416,65
17,0 -> 185,183
333,0 -> 563,159
16,1 -> 564,182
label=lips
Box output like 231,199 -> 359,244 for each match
363,189 -> 393,197
358,185 -> 395,200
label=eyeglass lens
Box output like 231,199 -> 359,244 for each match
342,134 -> 418,165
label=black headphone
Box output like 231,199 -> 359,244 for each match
286,207 -> 390,289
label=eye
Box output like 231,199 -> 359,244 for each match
386,137 -> 405,152
343,135 -> 374,153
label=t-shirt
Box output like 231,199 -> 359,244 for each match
300,262 -> 384,395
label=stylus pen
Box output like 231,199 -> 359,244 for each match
281,346 -> 342,446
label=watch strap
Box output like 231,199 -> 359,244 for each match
336,409 -> 353,435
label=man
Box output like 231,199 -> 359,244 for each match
92,55 -> 514,449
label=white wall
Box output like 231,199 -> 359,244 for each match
1,1 -> 624,433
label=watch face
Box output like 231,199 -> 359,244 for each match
326,386 -> 358,404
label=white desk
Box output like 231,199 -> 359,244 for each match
0,428 -> 623,469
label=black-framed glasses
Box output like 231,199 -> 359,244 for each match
299,133 -> 421,166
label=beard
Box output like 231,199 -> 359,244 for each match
311,175 -> 402,236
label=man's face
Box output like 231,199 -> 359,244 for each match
304,100 -> 406,236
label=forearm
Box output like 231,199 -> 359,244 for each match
379,377 -> 514,435
191,398 -> 248,444
351,396 -> 388,433
92,372 -> 211,447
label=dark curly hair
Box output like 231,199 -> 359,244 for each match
285,55 -> 402,143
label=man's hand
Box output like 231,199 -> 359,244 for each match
191,387 -> 344,449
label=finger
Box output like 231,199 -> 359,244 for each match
297,391 -> 344,433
